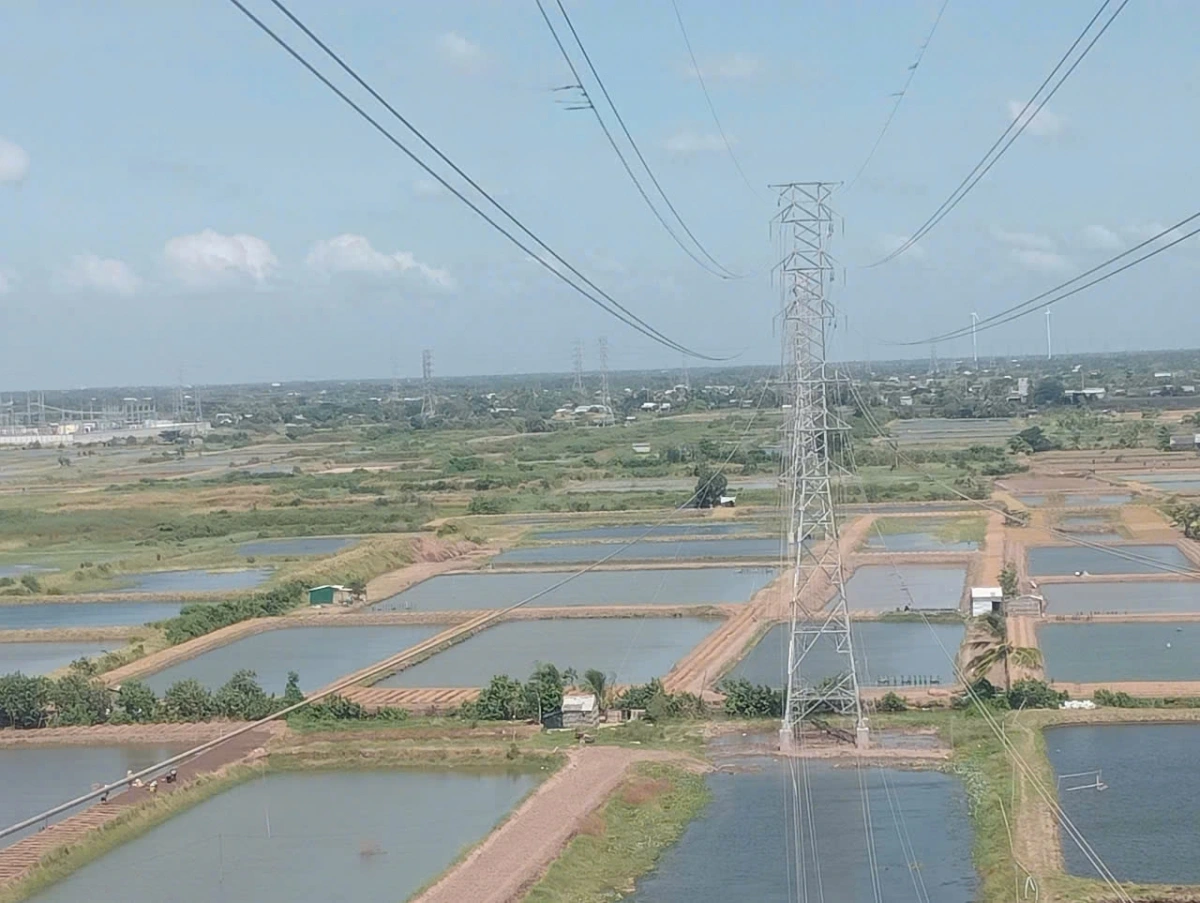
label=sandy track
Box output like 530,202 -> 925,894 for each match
0,723 -> 280,888
362,538 -> 489,601
412,746 -> 695,903
1051,679 -> 1200,698
1007,616 -> 1043,682
0,626 -> 140,644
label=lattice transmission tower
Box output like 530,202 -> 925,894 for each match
420,349 -> 436,418
774,182 -> 867,750
572,339 -> 585,398
597,337 -> 614,426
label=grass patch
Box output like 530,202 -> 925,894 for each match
522,762 -> 710,902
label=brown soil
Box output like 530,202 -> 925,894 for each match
411,746 -> 697,903
361,537 -> 489,602
0,626 -> 139,644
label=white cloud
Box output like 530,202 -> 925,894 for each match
1081,224 -> 1122,250
1007,100 -> 1063,137
0,137 -> 30,183
880,234 -> 927,261
436,32 -> 482,69
664,131 -> 729,154
0,267 -> 14,294
1011,248 -> 1073,274
63,254 -> 141,295
990,227 -> 1055,251
686,52 -> 764,81
306,234 -> 454,289
1124,221 -> 1186,244
164,229 -> 278,287
412,178 -> 445,198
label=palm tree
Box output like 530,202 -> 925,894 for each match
581,669 -> 611,709
965,614 -> 1042,689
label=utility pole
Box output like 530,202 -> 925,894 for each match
571,339 -> 585,398
971,312 -> 979,368
772,181 -> 866,750
597,337 -> 614,426
420,349 -> 436,418
1045,308 -> 1053,360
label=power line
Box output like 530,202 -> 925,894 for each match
540,0 -> 742,279
889,212 -> 1200,346
864,0 -> 1128,267
843,0 -> 952,193
669,0 -> 763,200
228,0 -> 727,362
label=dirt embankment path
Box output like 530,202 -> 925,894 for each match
361,537 -> 490,601
411,746 -> 698,903
0,723 -> 282,888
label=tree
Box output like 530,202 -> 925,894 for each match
213,670 -> 275,720
115,680 -> 159,723
471,675 -> 527,720
1013,426 -> 1057,454
346,578 -> 367,599
718,678 -> 782,718
998,562 -> 1019,600
693,465 -> 728,509
1166,501 -> 1200,540
1156,425 -> 1173,452
1032,378 -> 1064,407
581,669 -> 611,709
523,663 -> 567,725
1007,678 -> 1066,710
282,671 -> 304,707
18,574 -> 41,594
966,615 -> 1043,691
0,673 -> 52,728
50,673 -> 110,726
877,692 -> 907,713
161,679 -> 215,722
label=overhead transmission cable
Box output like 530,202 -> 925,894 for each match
864,0 -> 1129,267
226,0 -> 727,362
539,0 -> 743,279
843,0 -> 952,193
889,212 -> 1200,346
668,0 -> 763,200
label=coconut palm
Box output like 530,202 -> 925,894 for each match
965,613 -> 1042,690
581,669 -> 612,708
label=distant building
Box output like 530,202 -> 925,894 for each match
1064,387 -> 1107,403
970,587 -> 1004,617
718,494 -> 737,507
308,584 -> 354,605
560,694 -> 599,729
1168,435 -> 1200,451
631,443 -> 651,454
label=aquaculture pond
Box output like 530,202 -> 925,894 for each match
492,538 -> 778,565
375,617 -> 719,687
1058,515 -> 1114,530
1123,472 -> 1200,493
861,520 -> 979,552
142,625 -> 442,695
1027,544 -> 1194,576
844,565 -> 967,611
1041,581 -> 1200,615
371,567 -> 777,612
0,745 -> 182,849
730,621 -> 963,688
1015,494 -> 1132,507
118,568 -> 274,593
532,522 -> 770,541
27,768 -> 538,903
0,564 -> 57,579
236,537 -> 358,557
1039,622 -> 1200,682
0,641 -> 114,676
0,601 -> 183,631
627,758 -> 976,902
1045,723 -> 1200,884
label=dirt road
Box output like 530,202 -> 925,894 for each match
411,746 -> 696,903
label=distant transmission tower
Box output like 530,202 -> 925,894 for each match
420,349 -> 436,417
774,182 -> 866,749
597,337 -> 614,426
572,339 -> 585,398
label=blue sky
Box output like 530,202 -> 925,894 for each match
2,0 -> 1198,388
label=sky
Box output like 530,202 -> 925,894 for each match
2,0 -> 1199,389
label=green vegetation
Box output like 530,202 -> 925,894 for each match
1166,499 -> 1200,540
998,563 -> 1019,600
160,582 -> 304,644
718,677 -> 782,717
523,763 -> 710,903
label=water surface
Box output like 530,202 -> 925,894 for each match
1040,622 -> 1200,681
0,745 -> 182,849
731,621 -> 962,687
532,522 -> 768,541
237,537 -> 357,557
0,565 -> 58,579
628,759 -> 976,902
493,538 -> 778,565
1015,494 -> 1131,507
1046,724 -> 1200,884
120,568 -> 274,593
0,601 -> 183,631
862,523 -> 978,552
0,641 -> 114,676
143,625 -> 441,694
1042,581 -> 1200,615
28,769 -> 537,903
1058,515 -> 1113,530
376,618 -> 718,687
1028,544 -> 1193,576
1123,472 -> 1200,492
372,568 -> 777,612
845,565 -> 967,611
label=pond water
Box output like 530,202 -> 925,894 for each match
0,601 -> 183,631
1058,515 -> 1113,530
375,617 -> 719,687
1039,622 -> 1200,681
0,745 -> 182,849
142,625 -> 442,694
0,564 -> 58,579
627,758 -> 976,902
120,568 -> 274,593
1045,724 -> 1200,884
730,621 -> 963,688
844,565 -> 967,611
1042,581 -> 1200,615
236,537 -> 358,557
861,521 -> 978,552
1027,544 -> 1194,576
492,538 -> 778,565
27,769 -> 538,903
1015,494 -> 1132,507
1123,472 -> 1200,492
532,522 -> 769,541
371,568 -> 778,612
0,641 -> 115,676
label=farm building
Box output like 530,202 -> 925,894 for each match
560,693 -> 599,729
307,584 -> 354,606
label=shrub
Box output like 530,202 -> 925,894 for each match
161,582 -> 304,645
161,679 -> 215,722
213,670 -> 277,721
719,678 -> 783,718
115,680 -> 159,722
1006,678 -> 1067,710
50,673 -> 110,726
877,691 -> 908,713
1093,688 -> 1141,708
0,673 -> 52,728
